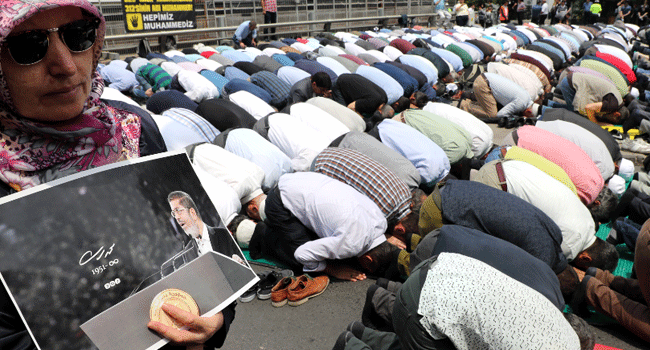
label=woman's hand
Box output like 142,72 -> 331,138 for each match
148,304 -> 224,349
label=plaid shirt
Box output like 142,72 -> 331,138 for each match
249,71 -> 291,107
162,108 -> 220,143
313,147 -> 412,223
263,0 -> 277,12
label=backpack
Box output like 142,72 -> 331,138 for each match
459,64 -> 485,89
138,38 -> 152,58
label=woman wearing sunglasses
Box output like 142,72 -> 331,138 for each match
0,1 -> 231,350
0,0 -> 167,195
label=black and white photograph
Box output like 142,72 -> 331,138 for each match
0,152 -> 257,350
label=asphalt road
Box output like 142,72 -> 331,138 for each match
222,124 -> 650,350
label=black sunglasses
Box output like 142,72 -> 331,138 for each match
4,18 -> 101,66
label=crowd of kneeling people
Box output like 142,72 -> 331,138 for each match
5,0 -> 650,348
92,17 -> 650,349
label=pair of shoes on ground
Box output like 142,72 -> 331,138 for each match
238,269 -> 293,303
621,137 -> 650,155
332,321 -> 367,350
271,274 -> 329,307
497,116 -> 535,129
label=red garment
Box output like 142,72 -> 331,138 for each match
339,54 -> 370,66
596,51 -> 636,84
389,38 -> 417,54
499,5 -> 509,21
201,51 -> 217,59
516,125 -> 603,205
297,38 -> 309,44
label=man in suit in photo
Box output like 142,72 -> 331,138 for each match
168,191 -> 245,265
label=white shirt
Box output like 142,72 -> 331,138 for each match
291,42 -> 313,53
536,120 -> 615,181
289,103 -> 350,142
487,62 -> 542,101
516,49 -> 554,73
229,90 -> 275,120
164,50 -> 186,58
280,172 -> 387,272
150,113 -> 211,151
160,61 -> 183,76
398,54 -> 439,85
267,113 -> 331,171
193,167 -> 241,225
355,65 -> 404,105
316,56 -> 352,76
243,47 -> 264,59
129,57 -> 151,75
262,47 -> 286,56
364,49 -> 392,63
419,253 -> 581,350
195,58 -> 222,71
497,160 -> 597,260
344,42 -> 367,56
423,102 -> 494,158
276,66 -> 311,87
306,97 -> 366,133
325,44 -> 347,55
541,3 -> 549,15
383,45 -> 404,61
178,70 -> 220,102
191,143 -> 265,204
195,224 -> 214,256
224,128 -> 293,192
101,87 -> 140,107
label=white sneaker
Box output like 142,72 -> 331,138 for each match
621,137 -> 650,154
636,137 -> 650,147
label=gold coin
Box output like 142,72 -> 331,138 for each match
150,288 -> 200,328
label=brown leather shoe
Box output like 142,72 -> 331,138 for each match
287,275 -> 330,306
271,276 -> 297,307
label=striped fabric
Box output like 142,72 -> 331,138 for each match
272,53 -> 295,67
137,64 -> 172,92
312,147 -> 412,223
503,58 -> 551,93
565,66 -> 614,87
577,59 -> 629,97
163,108 -> 220,143
249,71 -> 291,107
224,66 -> 251,81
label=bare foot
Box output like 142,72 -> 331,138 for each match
324,264 -> 367,282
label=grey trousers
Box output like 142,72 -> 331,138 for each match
348,258 -> 455,350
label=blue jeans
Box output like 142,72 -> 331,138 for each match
613,217 -> 642,252
557,77 -> 575,111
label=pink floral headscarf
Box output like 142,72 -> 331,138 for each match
0,0 -> 141,192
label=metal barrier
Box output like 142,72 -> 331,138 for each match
102,12 -> 438,54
